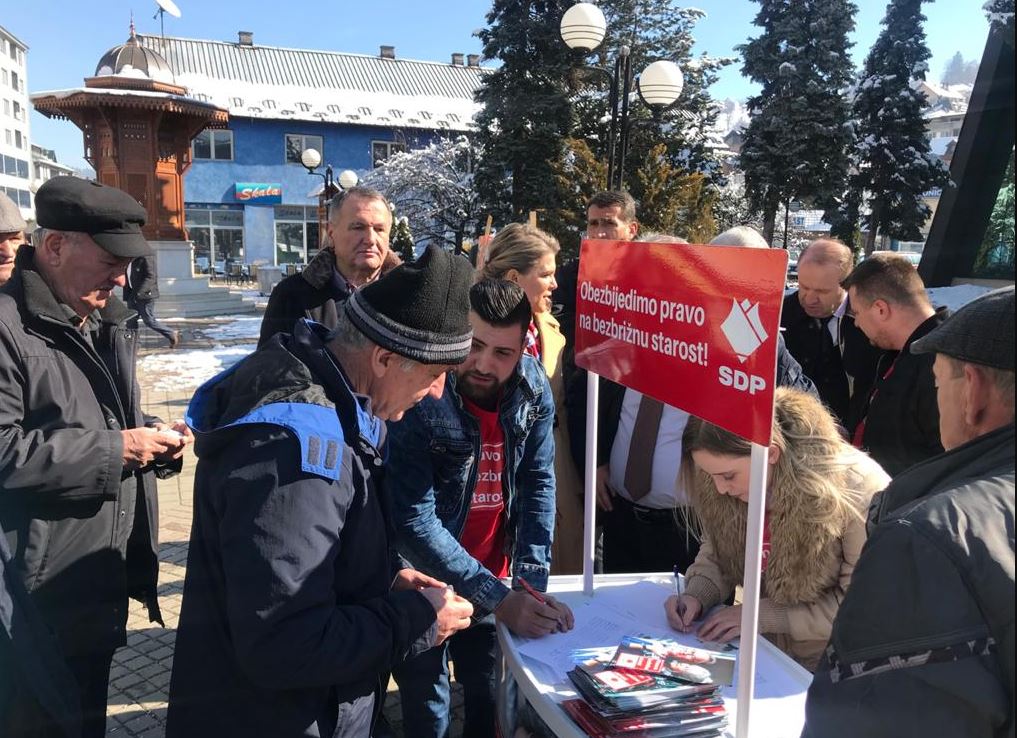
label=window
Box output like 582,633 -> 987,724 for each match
185,207 -> 244,275
192,130 -> 233,160
1,70 -> 7,86
274,205 -> 321,264
12,102 -> 21,121
17,189 -> 29,208
9,42 -> 16,61
2,100 -> 8,116
11,72 -> 19,92
371,140 -> 406,167
14,130 -> 23,150
285,134 -> 322,164
4,130 -> 10,145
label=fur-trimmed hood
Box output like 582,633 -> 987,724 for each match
690,447 -> 886,605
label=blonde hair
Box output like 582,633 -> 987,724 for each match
479,223 -> 559,281
680,388 -> 865,554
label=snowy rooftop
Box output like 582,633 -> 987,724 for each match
133,34 -> 490,132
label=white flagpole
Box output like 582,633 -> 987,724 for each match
582,370 -> 600,596
736,442 -> 770,738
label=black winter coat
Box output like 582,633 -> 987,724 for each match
780,292 -> 883,432
258,248 -> 402,347
258,248 -> 351,347
857,309 -> 947,476
0,247 -> 167,659
803,423 -> 1015,738
124,256 -> 159,302
166,320 -> 437,738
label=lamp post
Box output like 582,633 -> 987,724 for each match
300,147 -> 358,249
560,2 -> 685,190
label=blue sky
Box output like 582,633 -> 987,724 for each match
5,0 -> 990,171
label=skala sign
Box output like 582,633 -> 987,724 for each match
234,183 -> 282,204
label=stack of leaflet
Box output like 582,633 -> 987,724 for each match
563,634 -> 736,737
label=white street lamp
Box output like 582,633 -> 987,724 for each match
337,169 -> 359,190
560,2 -> 607,52
637,60 -> 684,108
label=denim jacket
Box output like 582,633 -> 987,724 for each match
385,354 -> 556,616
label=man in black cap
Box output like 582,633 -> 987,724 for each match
0,177 -> 190,737
166,245 -> 477,738
803,286 -> 1015,738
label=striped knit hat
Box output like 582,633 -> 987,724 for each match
345,245 -> 474,364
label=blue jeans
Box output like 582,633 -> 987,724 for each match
393,616 -> 500,738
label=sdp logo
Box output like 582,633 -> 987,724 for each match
718,298 -> 770,394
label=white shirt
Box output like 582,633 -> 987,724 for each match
608,389 -> 690,509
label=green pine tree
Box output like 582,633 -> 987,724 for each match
391,217 -> 416,263
739,0 -> 857,244
474,0 -> 577,230
850,0 -> 950,254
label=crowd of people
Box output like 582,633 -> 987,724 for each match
0,178 -> 1013,738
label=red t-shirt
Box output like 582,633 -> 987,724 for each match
459,397 -> 510,578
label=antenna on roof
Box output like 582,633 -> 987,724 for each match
153,0 -> 182,45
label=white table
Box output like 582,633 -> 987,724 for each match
497,574 -> 812,738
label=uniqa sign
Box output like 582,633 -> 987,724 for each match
234,183 -> 283,204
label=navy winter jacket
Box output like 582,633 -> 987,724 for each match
166,320 -> 437,738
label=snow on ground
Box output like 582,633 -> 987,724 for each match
197,315 -> 263,342
927,284 -> 994,312
138,344 -> 255,393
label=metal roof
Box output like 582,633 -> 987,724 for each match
135,34 -> 489,131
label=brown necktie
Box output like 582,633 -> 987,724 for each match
624,394 -> 664,501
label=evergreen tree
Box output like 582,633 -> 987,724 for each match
940,51 -> 978,86
545,138 -> 606,260
984,0 -> 1015,47
635,143 -> 716,241
594,1 -> 733,183
850,0 -> 950,254
391,217 -> 416,263
739,0 -> 857,244
474,0 -> 577,230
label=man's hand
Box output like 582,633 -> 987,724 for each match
494,590 -> 566,639
696,604 -> 742,643
392,568 -> 446,592
419,586 -> 474,646
665,594 -> 703,632
595,464 -> 614,511
148,420 -> 194,461
121,427 -> 187,470
543,594 -> 575,632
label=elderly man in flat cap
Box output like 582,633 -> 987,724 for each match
0,177 -> 190,738
0,190 -> 27,286
167,245 -> 476,738
803,286 -> 1015,738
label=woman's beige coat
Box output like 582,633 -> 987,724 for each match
535,311 -> 585,574
683,448 -> 890,670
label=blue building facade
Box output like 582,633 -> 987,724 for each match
135,33 -> 486,273
183,118 -> 440,269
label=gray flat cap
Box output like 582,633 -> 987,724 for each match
912,285 -> 1014,371
0,191 -> 27,233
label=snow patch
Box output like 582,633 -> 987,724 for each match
138,344 -> 255,393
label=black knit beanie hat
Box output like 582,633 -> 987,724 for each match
345,245 -> 474,364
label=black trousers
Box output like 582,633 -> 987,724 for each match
0,650 -> 114,738
602,496 -> 700,574
130,298 -> 176,345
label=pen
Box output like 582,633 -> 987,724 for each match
518,578 -> 547,604
519,579 -> 564,632
673,564 -> 684,597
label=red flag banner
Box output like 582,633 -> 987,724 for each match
574,240 -> 788,446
